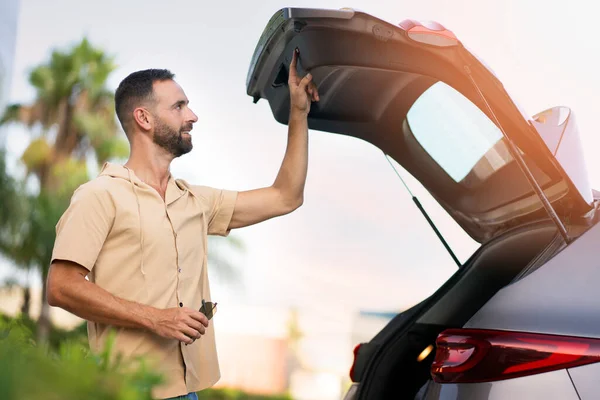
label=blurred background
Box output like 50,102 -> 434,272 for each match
1,0 -> 599,399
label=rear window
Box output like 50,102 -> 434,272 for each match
406,82 -> 514,189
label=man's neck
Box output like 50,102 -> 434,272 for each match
125,146 -> 173,192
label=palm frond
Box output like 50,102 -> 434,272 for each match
21,137 -> 53,166
0,104 -> 22,125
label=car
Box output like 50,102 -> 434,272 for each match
246,7 -> 600,400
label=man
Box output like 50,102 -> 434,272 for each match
46,49 -> 319,400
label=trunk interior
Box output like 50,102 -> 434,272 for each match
354,221 -> 562,399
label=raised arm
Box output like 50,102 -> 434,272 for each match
229,49 -> 319,230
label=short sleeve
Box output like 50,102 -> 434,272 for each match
190,186 -> 238,236
51,181 -> 116,271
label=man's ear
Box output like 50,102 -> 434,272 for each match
132,107 -> 153,131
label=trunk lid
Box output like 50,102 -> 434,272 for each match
246,7 -> 593,243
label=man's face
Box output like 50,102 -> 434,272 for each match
150,79 -> 198,157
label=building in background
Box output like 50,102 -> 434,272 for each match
0,0 -> 20,131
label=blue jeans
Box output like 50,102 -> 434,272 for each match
165,393 -> 198,400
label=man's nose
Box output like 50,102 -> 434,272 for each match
187,108 -> 199,123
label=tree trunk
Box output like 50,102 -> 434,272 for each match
20,286 -> 31,318
54,100 -> 77,159
36,270 -> 51,344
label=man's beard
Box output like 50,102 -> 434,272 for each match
152,118 -> 193,157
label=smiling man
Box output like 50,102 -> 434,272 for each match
46,49 -> 319,400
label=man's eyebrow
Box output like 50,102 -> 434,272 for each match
172,99 -> 189,108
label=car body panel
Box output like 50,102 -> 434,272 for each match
568,362 -> 600,400
464,221 -> 600,338
421,370 -> 579,400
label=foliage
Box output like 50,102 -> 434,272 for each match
0,38 -> 126,339
0,314 -> 291,400
0,317 -> 162,400
0,313 -> 88,350
0,150 -> 27,257
197,388 -> 292,400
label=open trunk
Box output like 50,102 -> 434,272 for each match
246,7 -> 593,243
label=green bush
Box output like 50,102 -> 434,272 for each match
0,315 -> 292,400
0,318 -> 162,400
196,388 -> 292,400
0,313 -> 88,350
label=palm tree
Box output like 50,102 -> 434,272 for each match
0,149 -> 33,316
0,38 -> 128,343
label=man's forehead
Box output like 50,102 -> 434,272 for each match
153,79 -> 188,103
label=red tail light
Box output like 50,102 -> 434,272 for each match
349,343 -> 362,382
432,329 -> 600,383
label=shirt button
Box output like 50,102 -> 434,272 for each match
178,268 -> 182,273
179,302 -> 183,307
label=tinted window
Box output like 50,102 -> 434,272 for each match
407,82 -> 513,188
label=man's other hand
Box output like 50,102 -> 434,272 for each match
150,307 -> 209,345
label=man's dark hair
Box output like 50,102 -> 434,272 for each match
114,69 -> 175,135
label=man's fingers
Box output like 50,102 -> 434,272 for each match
298,73 -> 313,92
310,82 -> 320,101
288,48 -> 320,104
188,310 -> 209,327
176,332 -> 194,345
186,317 -> 206,335
289,48 -> 299,83
181,326 -> 200,342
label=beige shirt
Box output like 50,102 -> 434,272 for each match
51,162 -> 238,399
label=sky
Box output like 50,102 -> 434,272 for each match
2,0 -> 600,349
